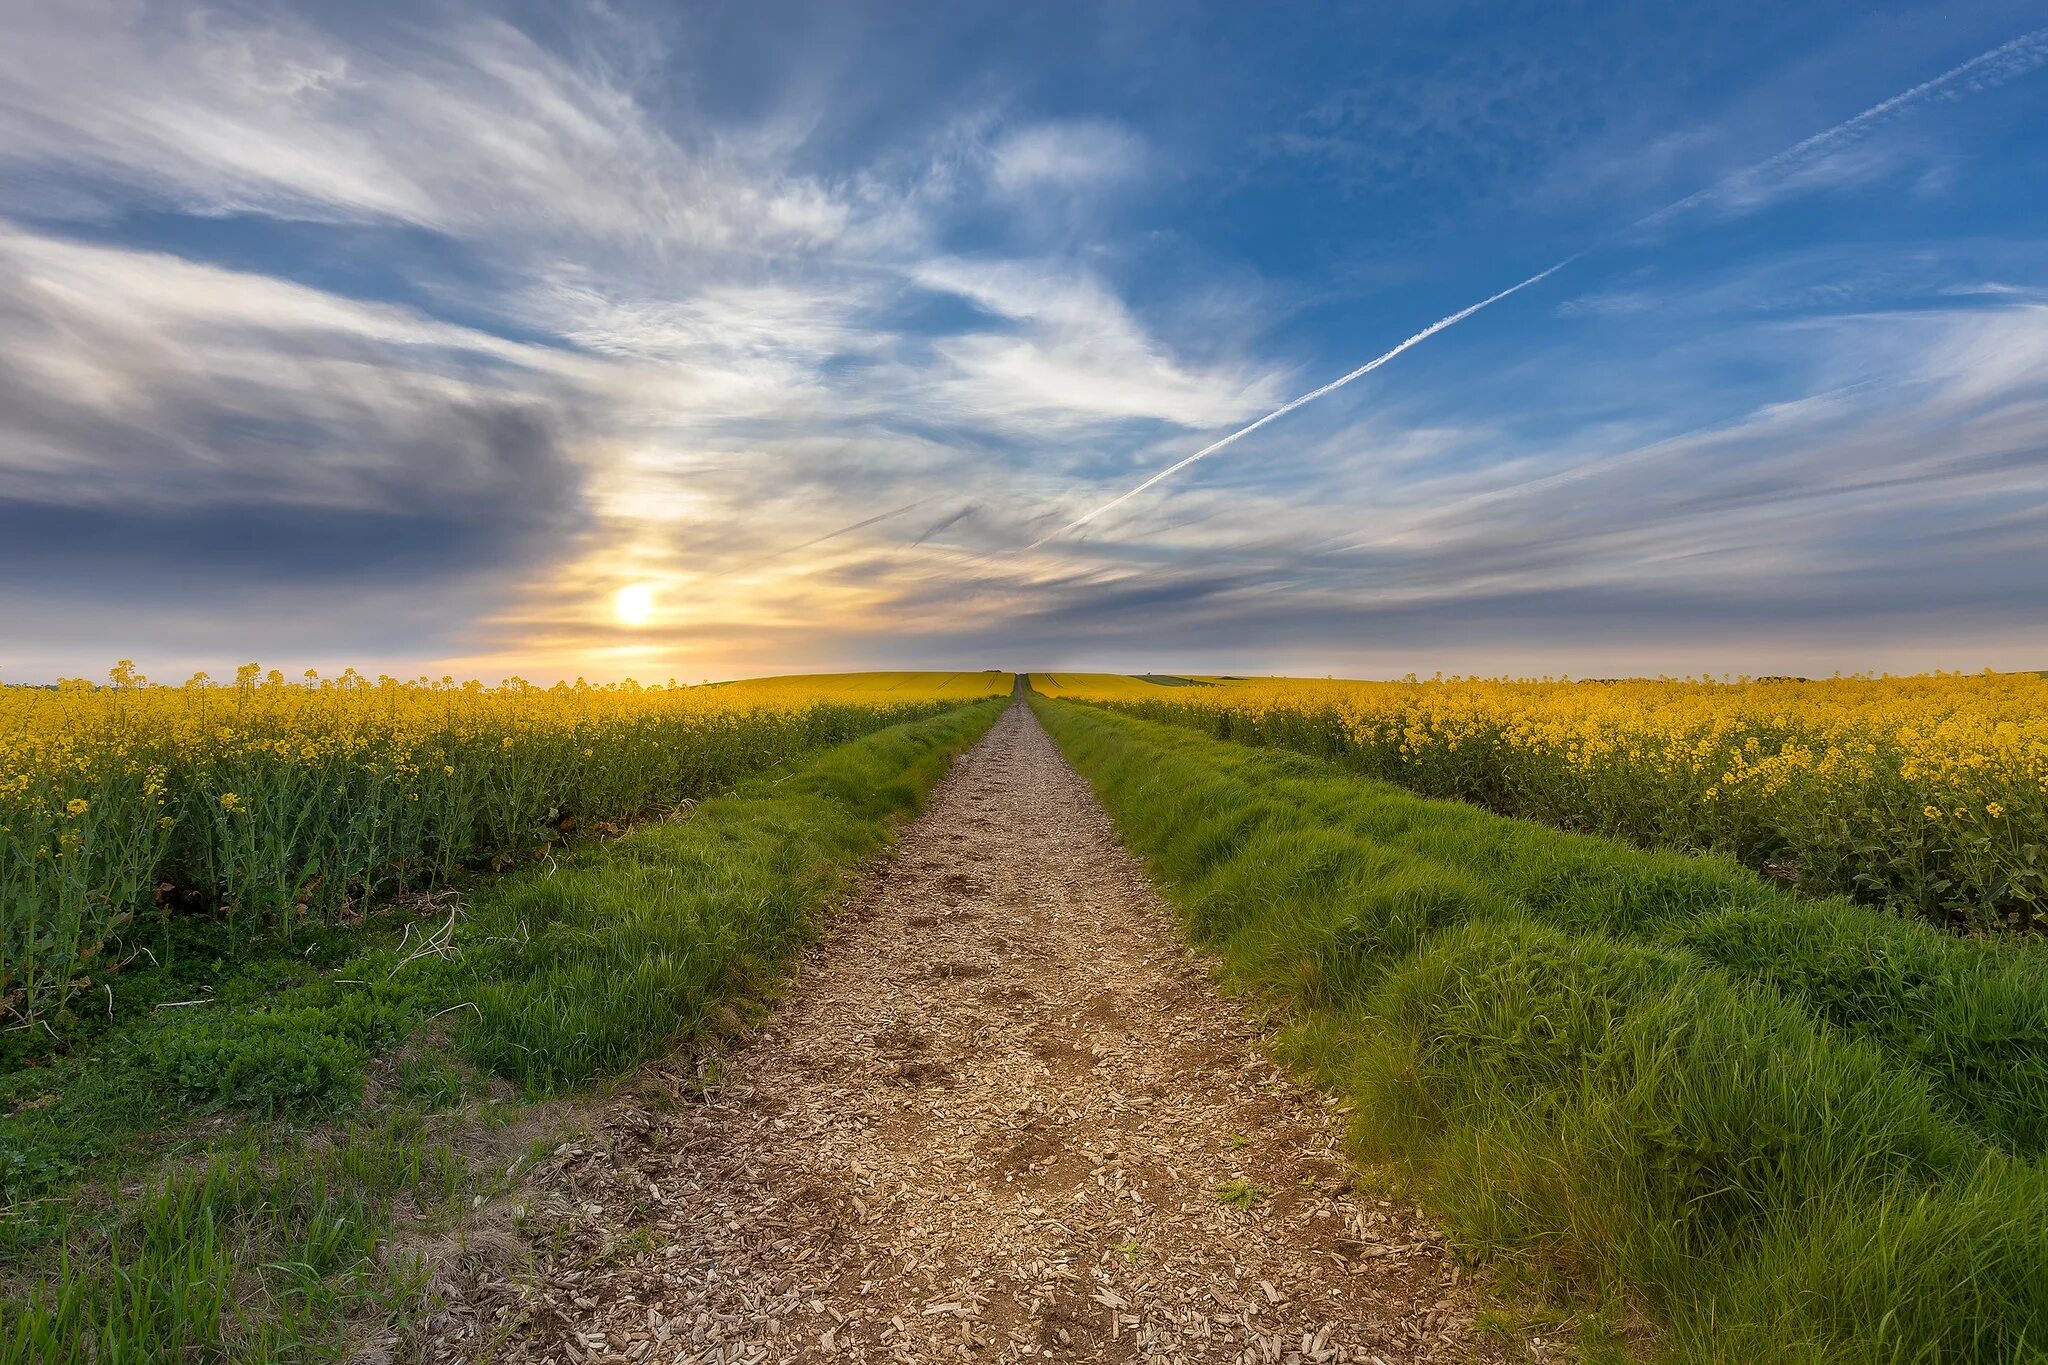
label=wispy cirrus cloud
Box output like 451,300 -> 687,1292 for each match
908,257 -> 1281,431
988,120 -> 1146,195
0,224 -> 588,522
0,2 -> 1287,679
1631,25 -> 2048,230
937,293 -> 2048,676
0,1 -> 866,258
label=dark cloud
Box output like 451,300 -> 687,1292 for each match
0,375 -> 587,592
0,229 -> 590,612
0,495 -> 553,590
875,556 -> 2048,667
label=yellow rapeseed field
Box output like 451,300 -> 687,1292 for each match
2,665 -> 1010,1026
1032,671 -> 2048,930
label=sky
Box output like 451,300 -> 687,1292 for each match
2,0 -> 2047,683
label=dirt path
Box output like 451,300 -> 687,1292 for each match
424,702 -> 1511,1364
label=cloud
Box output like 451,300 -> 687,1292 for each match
0,0 -> 858,257
0,226 -> 587,528
0,227 -> 587,505
0,3 -> 1300,679
988,120 -> 1145,194
909,257 -> 1280,430
867,293 -> 2048,675
908,503 -> 980,546
1588,25 -> 2048,234
0,2 -> 2042,682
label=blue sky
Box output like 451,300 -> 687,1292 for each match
2,0 -> 2046,681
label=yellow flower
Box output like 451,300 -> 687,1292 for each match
65,797 -> 90,817
219,792 -> 243,812
1987,802 -> 2005,819
1923,805 -> 1942,820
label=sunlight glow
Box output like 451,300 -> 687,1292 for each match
613,582 -> 658,627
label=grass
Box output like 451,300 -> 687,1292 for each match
3,670 -> 1005,1035
1030,693 -> 2048,1364
1036,700 -> 2048,1158
1035,672 -> 2048,932
2,1120 -> 458,1364
0,697 -> 1004,1362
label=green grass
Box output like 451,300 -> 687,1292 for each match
1031,694 -> 2048,1364
0,698 -> 1004,1362
4,680 -> 984,1036
2,1119 -> 458,1364
1037,701 -> 2048,1157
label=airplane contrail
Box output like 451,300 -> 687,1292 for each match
1633,26 -> 2048,231
1022,258 -> 1574,551
757,496 -> 937,563
1022,25 -> 2048,555
1343,378 -> 1887,554
909,503 -> 980,546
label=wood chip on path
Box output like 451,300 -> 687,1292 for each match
417,701 -> 1524,1364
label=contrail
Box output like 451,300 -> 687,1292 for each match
909,503 -> 980,546
1634,26 -> 2048,231
757,496 -> 936,563
1021,26 -> 2048,555
1346,378 -> 1887,553
1022,258 -> 1573,551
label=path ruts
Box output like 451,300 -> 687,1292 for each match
423,702 -> 1510,1364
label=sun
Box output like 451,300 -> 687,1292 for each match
612,582 -> 657,627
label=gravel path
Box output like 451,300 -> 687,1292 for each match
423,702 -> 1511,1364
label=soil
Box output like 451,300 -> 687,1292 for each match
414,702 -> 1520,1364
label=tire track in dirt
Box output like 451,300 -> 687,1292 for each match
422,701 -> 1517,1364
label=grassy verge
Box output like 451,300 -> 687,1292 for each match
1042,701 -> 2048,1155
1031,695 -> 2046,1363
0,698 -> 1004,1362
1041,675 -> 2048,933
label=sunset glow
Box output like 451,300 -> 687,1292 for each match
613,583 -> 658,629
0,5 -> 2043,684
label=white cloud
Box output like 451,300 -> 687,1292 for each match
0,0 -> 1287,682
0,0 -> 855,257
908,257 -> 1279,429
0,2 -> 1277,467
988,120 -> 1145,194
0,3 -> 1277,547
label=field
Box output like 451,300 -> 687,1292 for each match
6,667 -> 2048,1362
1032,671 -> 2048,931
1,666 -> 1011,1035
